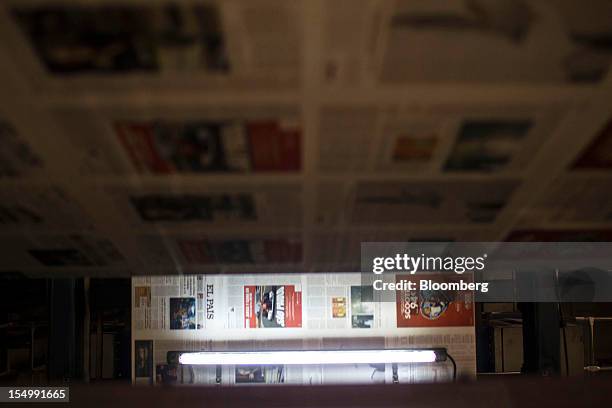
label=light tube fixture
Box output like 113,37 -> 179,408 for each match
178,348 -> 447,366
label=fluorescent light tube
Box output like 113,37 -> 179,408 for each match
178,349 -> 443,366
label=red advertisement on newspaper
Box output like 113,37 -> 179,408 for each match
116,123 -> 174,173
396,274 -> 474,327
244,285 -> 302,328
247,121 -> 301,171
